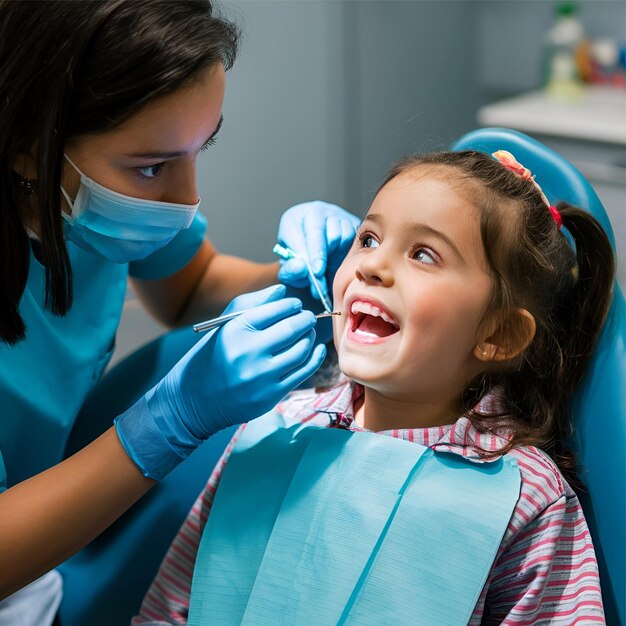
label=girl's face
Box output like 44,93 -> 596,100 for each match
333,168 -> 494,406
62,63 -> 226,207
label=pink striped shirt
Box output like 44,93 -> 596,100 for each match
133,381 -> 604,625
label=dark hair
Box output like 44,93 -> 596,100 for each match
0,0 -> 240,344
380,150 -> 615,484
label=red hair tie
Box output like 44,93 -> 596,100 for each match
548,205 -> 563,229
492,150 -> 562,230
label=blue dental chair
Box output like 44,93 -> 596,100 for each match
58,128 -> 625,625
454,128 -> 625,625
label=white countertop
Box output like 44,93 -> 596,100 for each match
478,87 -> 626,145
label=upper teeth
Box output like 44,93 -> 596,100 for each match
350,301 -> 397,326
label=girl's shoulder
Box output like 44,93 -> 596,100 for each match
496,445 -> 592,571
507,444 -> 574,511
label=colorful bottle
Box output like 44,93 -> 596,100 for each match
545,1 -> 584,99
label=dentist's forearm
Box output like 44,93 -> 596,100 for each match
131,236 -> 281,328
0,427 -> 154,599
177,253 -> 280,326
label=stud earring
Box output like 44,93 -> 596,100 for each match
12,172 -> 37,197
475,344 -> 488,357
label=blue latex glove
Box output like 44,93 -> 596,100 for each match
115,285 -> 326,480
277,201 -> 360,307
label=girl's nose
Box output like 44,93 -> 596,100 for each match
356,248 -> 394,286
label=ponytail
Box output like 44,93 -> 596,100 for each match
555,202 -> 615,399
517,203 -> 615,483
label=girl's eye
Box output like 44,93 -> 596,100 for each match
357,232 -> 379,249
363,235 -> 379,249
136,163 -> 165,180
411,246 -> 438,265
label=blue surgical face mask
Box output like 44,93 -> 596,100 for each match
60,155 -> 200,263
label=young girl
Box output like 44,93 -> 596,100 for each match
133,149 -> 614,624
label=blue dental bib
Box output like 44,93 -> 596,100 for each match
188,413 -> 521,625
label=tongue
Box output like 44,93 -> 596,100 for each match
357,314 -> 398,337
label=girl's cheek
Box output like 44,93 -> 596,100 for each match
332,264 -> 350,306
332,315 -> 343,341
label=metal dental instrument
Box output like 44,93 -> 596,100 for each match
193,241 -> 342,334
272,243 -> 333,313
193,310 -> 340,333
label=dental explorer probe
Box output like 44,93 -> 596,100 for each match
273,243 -> 334,313
193,310 -> 340,333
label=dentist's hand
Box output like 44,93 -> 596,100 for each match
277,201 -> 360,306
115,285 -> 326,479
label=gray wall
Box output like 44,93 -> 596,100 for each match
344,1 -> 480,213
197,1 -> 349,264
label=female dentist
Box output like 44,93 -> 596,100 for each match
0,0 -> 358,619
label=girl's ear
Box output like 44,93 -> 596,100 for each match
474,308 -> 536,363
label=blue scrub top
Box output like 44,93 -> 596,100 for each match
0,212 -> 207,491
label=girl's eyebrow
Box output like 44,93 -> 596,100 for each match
361,213 -> 382,226
410,223 -> 466,264
363,213 -> 465,263
126,115 -> 224,159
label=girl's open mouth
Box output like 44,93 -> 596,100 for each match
347,299 -> 400,344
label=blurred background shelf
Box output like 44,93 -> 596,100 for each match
479,87 -> 625,144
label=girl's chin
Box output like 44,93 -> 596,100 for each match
337,354 -> 393,387
337,330 -> 401,382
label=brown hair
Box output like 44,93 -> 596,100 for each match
380,150 -> 615,484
